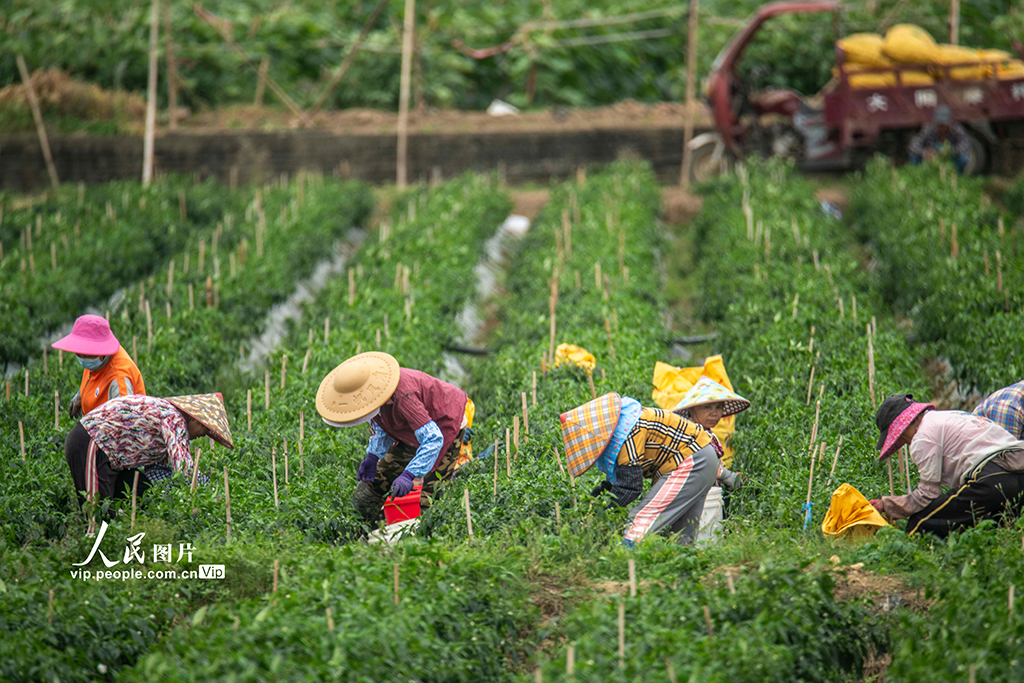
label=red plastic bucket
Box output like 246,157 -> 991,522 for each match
383,486 -> 423,524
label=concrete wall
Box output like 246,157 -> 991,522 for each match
0,128 -> 707,191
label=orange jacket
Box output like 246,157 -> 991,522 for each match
79,346 -> 147,415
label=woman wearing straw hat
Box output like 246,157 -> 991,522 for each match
65,394 -> 230,512
671,376 -> 750,491
871,393 -> 1024,537
316,352 -> 473,524
562,392 -> 717,546
51,314 -> 147,420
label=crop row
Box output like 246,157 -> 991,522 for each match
848,158 -> 1024,394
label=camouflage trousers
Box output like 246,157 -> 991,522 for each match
351,429 -> 465,524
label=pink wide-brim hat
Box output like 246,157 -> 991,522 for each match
878,402 -> 933,461
52,314 -> 120,356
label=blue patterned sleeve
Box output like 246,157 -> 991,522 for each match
404,421 -> 444,478
367,420 -> 395,460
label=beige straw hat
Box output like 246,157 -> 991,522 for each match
316,352 -> 401,424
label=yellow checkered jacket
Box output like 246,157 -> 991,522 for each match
616,407 -> 712,478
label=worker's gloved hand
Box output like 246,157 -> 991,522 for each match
462,427 -> 474,445
869,499 -> 884,513
590,479 -> 612,497
68,392 -> 83,419
356,455 -> 379,483
390,471 -> 415,498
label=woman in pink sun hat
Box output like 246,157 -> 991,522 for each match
870,393 -> 1024,537
51,314 -> 147,418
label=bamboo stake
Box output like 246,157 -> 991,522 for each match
867,330 -> 876,409
1010,584 -> 1015,621
348,267 -> 356,305
587,371 -> 597,399
553,446 -> 567,477
513,416 -> 520,453
949,0 -> 960,44
888,458 -> 895,497
806,365 -> 815,406
43,346 -> 48,375
532,371 -> 538,406
224,467 -> 233,542
809,400 -> 820,449
48,589 -> 54,624
521,392 -> 529,435
493,438 -> 499,498
703,605 -> 714,639
300,411 -> 304,441
247,390 -> 252,430
394,564 -> 400,606
618,601 -> 626,668
324,317 -> 330,344
726,570 -> 735,595
826,435 -> 844,486
395,0 -> 416,187
951,222 -> 959,258
142,0 -> 160,186
15,56 -> 59,188
191,448 -> 202,494
25,370 -> 30,397
54,390 -> 59,430
464,488 -> 474,540
164,1 -> 178,130
188,283 -> 194,310
792,292 -> 800,319
302,347 -> 311,375
555,501 -> 561,526
903,445 -> 912,493
19,421 -> 26,460
265,370 -> 270,409
254,56 -> 269,106
806,448 -> 816,507
273,559 -> 279,593
605,317 -> 616,360
131,471 -> 140,529
271,446 -> 279,509
506,428 -> 512,478
679,0 -> 699,188
628,558 -> 637,597
280,354 -> 287,389
145,300 -> 153,351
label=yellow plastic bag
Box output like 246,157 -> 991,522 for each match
838,33 -> 891,68
881,24 -> 939,65
652,354 -> 738,468
997,59 -> 1024,80
822,483 -> 890,539
554,343 -> 596,373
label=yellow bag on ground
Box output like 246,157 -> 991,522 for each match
652,354 -> 738,468
554,343 -> 596,373
934,44 -> 987,80
881,24 -> 940,65
838,33 -> 891,68
822,483 -> 890,539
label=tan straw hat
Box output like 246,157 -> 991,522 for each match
166,393 -> 235,449
316,352 -> 401,424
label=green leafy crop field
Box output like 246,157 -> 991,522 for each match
2,159 -> 1024,681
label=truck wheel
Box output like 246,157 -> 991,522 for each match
963,130 -> 989,175
688,140 -> 731,184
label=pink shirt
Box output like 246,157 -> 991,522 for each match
882,411 -> 1024,519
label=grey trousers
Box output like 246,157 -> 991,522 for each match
624,444 -> 718,545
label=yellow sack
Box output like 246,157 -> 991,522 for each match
843,65 -> 933,88
838,33 -> 891,68
652,354 -> 738,468
997,59 -> 1024,80
554,343 -> 596,373
934,44 -> 987,81
822,483 -> 890,539
881,24 -> 939,65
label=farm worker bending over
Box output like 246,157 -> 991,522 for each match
870,393 -> 1024,537
65,394 -> 228,522
671,376 -> 750,491
973,380 -> 1024,440
52,314 -> 146,419
316,352 -> 474,524
907,105 -> 971,174
563,393 -> 716,546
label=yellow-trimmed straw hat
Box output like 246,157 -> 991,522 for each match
316,352 -> 401,426
166,393 -> 235,449
670,376 -> 750,417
